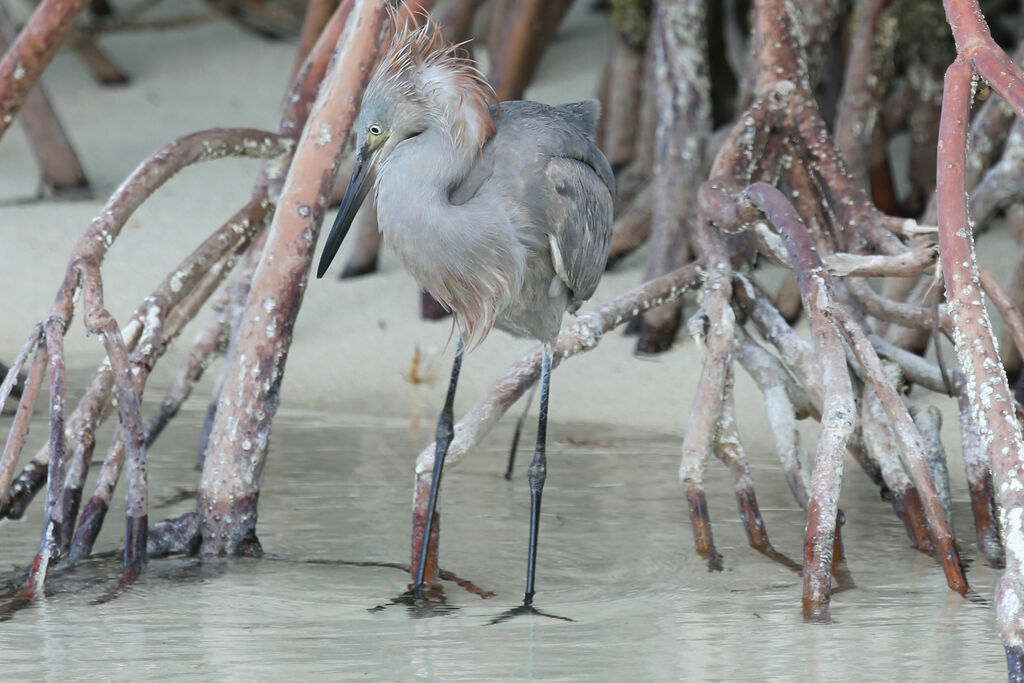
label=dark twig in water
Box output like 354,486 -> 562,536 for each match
0,586 -> 37,623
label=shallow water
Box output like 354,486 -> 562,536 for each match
0,406 -> 1008,680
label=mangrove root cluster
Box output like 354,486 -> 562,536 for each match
2,0 -> 1024,675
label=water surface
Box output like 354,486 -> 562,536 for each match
0,407 -> 1006,679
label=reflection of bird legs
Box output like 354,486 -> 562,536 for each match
370,586 -> 459,619
488,601 -> 574,626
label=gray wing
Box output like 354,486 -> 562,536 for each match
448,99 -> 615,307
451,100 -> 615,205
528,100 -> 614,306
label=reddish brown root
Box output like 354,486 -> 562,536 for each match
437,569 -> 494,599
60,485 -> 82,552
486,0 -> 572,101
0,586 -> 35,622
802,597 -> 831,624
197,493 -> 261,557
411,474 -> 442,590
890,486 -> 936,554
831,523 -> 855,593
774,273 -> 803,324
735,488 -> 801,572
968,475 -> 1005,567
0,0 -> 92,141
868,142 -> 899,215
684,483 -> 723,572
124,514 -> 147,579
70,31 -> 129,85
634,305 -> 681,355
67,496 -> 108,562
801,498 -> 834,623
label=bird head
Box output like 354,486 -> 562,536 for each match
316,19 -> 496,279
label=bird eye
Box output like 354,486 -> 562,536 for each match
368,124 -> 383,136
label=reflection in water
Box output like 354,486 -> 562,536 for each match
488,602 -> 575,626
0,407 -> 1007,678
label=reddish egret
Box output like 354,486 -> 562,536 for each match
316,21 -> 614,613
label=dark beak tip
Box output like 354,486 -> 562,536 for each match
316,150 -> 373,284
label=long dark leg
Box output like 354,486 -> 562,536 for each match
412,335 -> 464,596
487,345 -> 570,624
524,345 -> 552,605
504,382 -> 537,480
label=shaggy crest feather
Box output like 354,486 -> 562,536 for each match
373,19 -> 497,149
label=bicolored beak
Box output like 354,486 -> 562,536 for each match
316,146 -> 378,279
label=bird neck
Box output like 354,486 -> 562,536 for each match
374,123 -> 519,350
381,127 -> 480,199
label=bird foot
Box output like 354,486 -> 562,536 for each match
487,602 -> 574,625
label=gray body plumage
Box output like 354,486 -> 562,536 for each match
374,99 -> 614,346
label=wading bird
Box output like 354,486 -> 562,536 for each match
316,20 -> 614,614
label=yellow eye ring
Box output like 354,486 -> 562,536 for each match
369,124 -> 383,136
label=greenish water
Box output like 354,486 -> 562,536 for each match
0,406 -> 1007,680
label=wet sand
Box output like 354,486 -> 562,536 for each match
0,408 -> 1008,679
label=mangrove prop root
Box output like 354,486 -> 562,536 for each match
937,2 -> 1024,654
